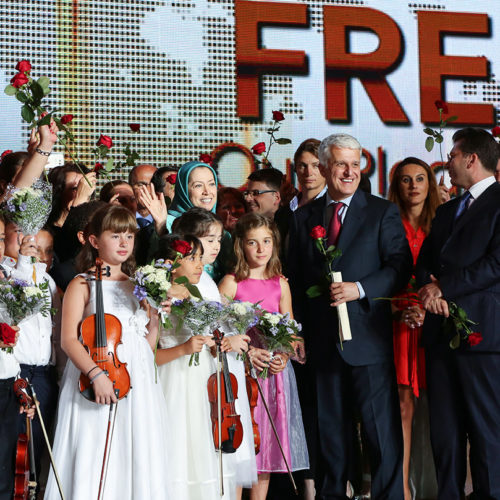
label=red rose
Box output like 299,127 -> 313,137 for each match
1,150 -> 13,160
272,110 -> 285,122
16,60 -> 31,73
10,72 -> 28,88
60,114 -> 74,125
93,162 -> 104,173
97,134 -> 113,149
251,142 -> 266,155
166,173 -> 177,185
434,100 -> 449,114
129,123 -> 140,132
310,225 -> 327,240
0,323 -> 17,345
491,126 -> 500,138
199,153 -> 213,166
172,239 -> 192,256
467,332 -> 483,347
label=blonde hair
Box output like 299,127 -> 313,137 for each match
76,204 -> 138,275
233,213 -> 281,281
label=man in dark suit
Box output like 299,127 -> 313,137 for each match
288,133 -> 412,499
417,128 -> 500,499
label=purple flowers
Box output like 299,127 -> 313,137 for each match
133,285 -> 147,301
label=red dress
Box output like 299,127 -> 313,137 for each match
393,218 -> 426,397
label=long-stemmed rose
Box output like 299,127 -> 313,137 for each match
251,110 -> 291,167
306,225 -> 342,299
423,100 -> 458,165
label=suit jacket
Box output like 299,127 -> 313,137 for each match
288,189 -> 412,366
416,181 -> 500,351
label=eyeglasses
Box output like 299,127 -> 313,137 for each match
243,189 -> 277,198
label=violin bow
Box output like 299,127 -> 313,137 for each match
97,392 -> 119,500
246,356 -> 299,496
216,342 -> 225,497
27,382 -> 66,500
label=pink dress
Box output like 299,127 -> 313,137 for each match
234,275 -> 309,473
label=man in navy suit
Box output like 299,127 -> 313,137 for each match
288,133 -> 412,499
417,128 -> 500,499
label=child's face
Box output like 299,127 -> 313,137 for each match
4,223 -> 23,259
0,220 -> 5,261
36,230 -> 54,269
243,226 -> 274,269
199,223 -> 223,265
174,249 -> 203,284
89,230 -> 135,266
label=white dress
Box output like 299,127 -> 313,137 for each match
198,271 -> 258,488
44,279 -> 170,500
157,285 -> 237,499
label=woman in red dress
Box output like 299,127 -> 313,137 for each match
388,157 -> 441,500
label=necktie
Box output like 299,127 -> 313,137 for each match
327,202 -> 343,247
137,217 -> 151,229
454,191 -> 472,221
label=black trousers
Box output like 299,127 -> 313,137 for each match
17,364 -> 58,479
0,377 -> 18,500
315,348 -> 403,500
426,349 -> 500,500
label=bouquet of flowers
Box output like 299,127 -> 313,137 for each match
132,259 -> 176,330
254,311 -> 302,379
170,298 -> 229,366
0,278 -> 55,330
225,300 -> 261,335
2,179 -> 52,235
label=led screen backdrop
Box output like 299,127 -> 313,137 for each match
1,0 -> 499,195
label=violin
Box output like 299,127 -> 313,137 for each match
79,258 -> 130,401
245,369 -> 261,455
207,329 -> 243,453
13,378 -> 37,500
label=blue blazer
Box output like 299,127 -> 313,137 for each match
416,181 -> 500,351
288,189 -> 412,366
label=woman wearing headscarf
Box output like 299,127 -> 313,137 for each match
140,160 -> 232,281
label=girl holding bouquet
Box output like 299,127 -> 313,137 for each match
174,208 -> 257,492
218,213 -> 308,500
44,205 -> 171,500
155,233 -> 237,499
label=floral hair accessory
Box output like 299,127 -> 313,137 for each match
166,173 -> 177,185
1,150 -> 13,160
172,239 -> 192,256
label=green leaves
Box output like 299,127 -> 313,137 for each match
306,285 -> 324,298
275,137 -> 291,145
21,104 -> 35,123
4,84 -> 17,96
425,137 -> 434,152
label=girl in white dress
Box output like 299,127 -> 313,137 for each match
173,208 -> 258,493
155,233 -> 237,500
44,205 -> 170,500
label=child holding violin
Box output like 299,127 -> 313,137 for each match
173,208 -> 258,493
44,205 -> 171,500
218,213 -> 309,500
155,233 -> 237,500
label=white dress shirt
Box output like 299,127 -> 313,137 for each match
2,254 -> 61,367
467,176 -> 496,207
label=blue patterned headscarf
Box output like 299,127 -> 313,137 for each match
168,161 -> 218,219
